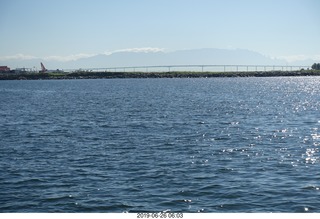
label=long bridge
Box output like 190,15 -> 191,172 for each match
77,64 -> 310,73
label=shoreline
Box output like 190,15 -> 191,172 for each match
1,70 -> 320,80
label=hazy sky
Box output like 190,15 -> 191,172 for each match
1,0 -> 319,62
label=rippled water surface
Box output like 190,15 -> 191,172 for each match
1,77 -> 320,212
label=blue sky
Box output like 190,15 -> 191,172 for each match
0,0 -> 319,63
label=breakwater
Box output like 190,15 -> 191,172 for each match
1,70 -> 320,80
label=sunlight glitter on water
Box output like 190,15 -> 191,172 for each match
304,148 -> 319,164
2,77 -> 320,212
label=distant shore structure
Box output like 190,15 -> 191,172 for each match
40,62 -> 47,73
0,63 -> 311,74
0,66 -> 10,73
78,64 -> 310,73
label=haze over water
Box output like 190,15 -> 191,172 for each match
1,77 -> 320,212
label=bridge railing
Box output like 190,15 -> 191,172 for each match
69,65 -> 310,73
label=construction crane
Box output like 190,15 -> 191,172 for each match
40,62 -> 47,73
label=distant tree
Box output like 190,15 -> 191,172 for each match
312,63 -> 320,70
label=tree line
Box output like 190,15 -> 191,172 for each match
312,63 -> 320,70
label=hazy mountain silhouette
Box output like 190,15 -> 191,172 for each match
67,48 -> 286,69
2,48 -> 315,70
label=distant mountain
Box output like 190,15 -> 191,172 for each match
1,48 -> 316,70
166,48 -> 282,65
69,48 -> 285,69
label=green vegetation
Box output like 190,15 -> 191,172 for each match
1,69 -> 320,80
312,63 -> 320,70
48,72 -> 67,77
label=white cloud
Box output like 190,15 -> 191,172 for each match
0,48 -> 165,62
43,53 -> 96,62
106,47 -> 166,55
0,54 -> 38,61
278,54 -> 320,63
0,53 -> 97,62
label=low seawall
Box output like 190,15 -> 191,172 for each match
1,70 -> 320,80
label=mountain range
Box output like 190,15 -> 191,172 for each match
1,48 -> 316,70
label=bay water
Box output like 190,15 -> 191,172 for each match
1,77 -> 320,212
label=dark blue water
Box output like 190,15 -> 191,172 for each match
1,77 -> 320,212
